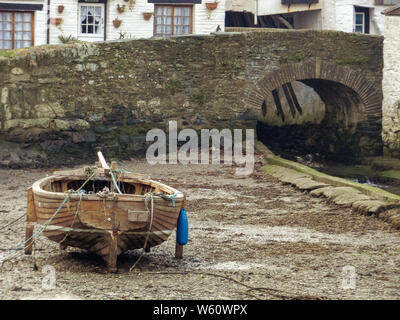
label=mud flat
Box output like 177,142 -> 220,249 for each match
0,153 -> 400,300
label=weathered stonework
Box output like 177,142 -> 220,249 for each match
0,30 -> 383,167
382,15 -> 400,157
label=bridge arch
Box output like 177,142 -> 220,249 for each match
247,60 -> 383,161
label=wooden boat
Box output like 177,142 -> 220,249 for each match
24,152 -> 185,272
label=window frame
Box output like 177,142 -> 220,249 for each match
153,4 -> 193,37
353,11 -> 365,33
0,11 -> 34,50
78,3 -> 104,38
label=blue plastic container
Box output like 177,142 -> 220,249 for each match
176,208 -> 188,245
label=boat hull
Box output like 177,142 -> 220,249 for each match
28,169 -> 184,272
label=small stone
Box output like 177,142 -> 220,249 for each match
1,87 -> 8,104
193,117 -> 203,126
71,131 -> 96,143
86,63 -> 98,72
54,119 -> 71,130
11,67 -> 24,75
9,152 -> 20,163
71,119 -> 90,130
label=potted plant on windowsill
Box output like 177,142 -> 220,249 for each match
113,18 -> 122,28
142,12 -> 153,21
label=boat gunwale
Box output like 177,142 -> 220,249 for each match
32,173 -> 184,203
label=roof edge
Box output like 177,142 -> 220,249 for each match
382,4 -> 400,16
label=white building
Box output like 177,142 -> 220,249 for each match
225,0 -> 400,35
322,0 -> 400,35
0,0 -> 225,49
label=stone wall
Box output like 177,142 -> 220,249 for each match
0,30 -> 384,167
382,15 -> 400,157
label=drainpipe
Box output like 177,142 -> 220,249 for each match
104,0 -> 107,41
46,0 -> 50,44
255,0 -> 258,25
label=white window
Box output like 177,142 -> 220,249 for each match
0,11 -> 33,49
354,12 -> 365,33
78,4 -> 104,40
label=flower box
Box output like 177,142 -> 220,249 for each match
205,2 -> 218,10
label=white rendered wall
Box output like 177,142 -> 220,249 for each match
33,0 -> 47,45
225,0 -> 255,14
257,0 -> 322,16
293,10 -> 322,29
322,0 -> 386,35
194,0 -> 225,34
48,0 -> 225,44
225,0 -> 386,35
106,0 -> 154,40
49,0 -> 78,44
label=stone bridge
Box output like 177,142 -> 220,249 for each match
0,29 -> 383,167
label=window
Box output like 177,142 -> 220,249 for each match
0,12 -> 33,49
154,5 -> 192,36
354,12 -> 365,33
79,5 -> 103,35
353,6 -> 370,34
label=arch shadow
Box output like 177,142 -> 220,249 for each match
247,61 -> 383,161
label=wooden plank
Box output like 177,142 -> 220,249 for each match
27,187 -> 37,222
24,224 -> 34,255
262,100 -> 267,117
277,15 -> 293,29
287,82 -> 303,115
128,210 -> 148,222
272,89 -> 285,122
175,243 -> 183,259
35,206 -> 75,214
154,214 -> 178,226
98,151 -> 110,170
282,83 -> 297,118
37,215 -> 77,225
156,209 -> 179,219
108,231 -> 118,273
111,161 -> 117,171
25,188 -> 37,255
